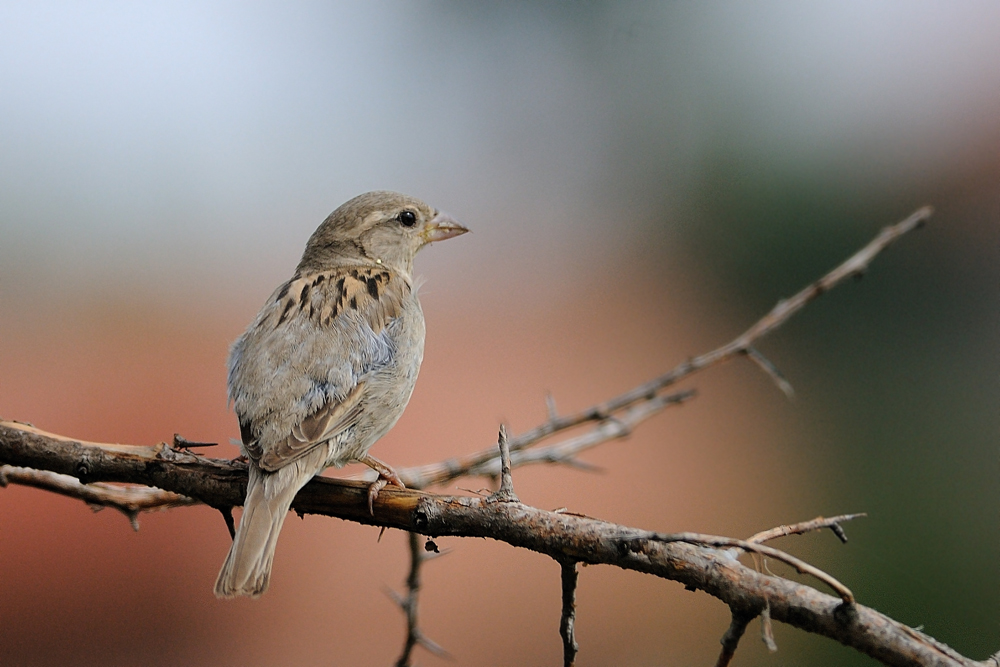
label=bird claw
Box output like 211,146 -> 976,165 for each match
363,457 -> 406,515
368,478 -> 388,515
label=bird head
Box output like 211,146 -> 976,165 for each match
297,191 -> 468,277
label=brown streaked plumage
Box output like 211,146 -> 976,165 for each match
215,190 -> 468,598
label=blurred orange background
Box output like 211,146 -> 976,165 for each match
2,3 -> 999,666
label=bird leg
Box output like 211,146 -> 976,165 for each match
359,454 -> 405,515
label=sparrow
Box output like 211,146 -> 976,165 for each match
214,191 -> 468,598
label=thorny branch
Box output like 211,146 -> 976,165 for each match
3,207 -> 982,666
384,389 -> 695,489
641,531 -> 856,604
711,515 -> 867,666
0,421 -> 985,666
0,463 -> 196,530
388,531 -> 449,667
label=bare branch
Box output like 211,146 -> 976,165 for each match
715,612 -> 753,667
640,531 -> 855,605
392,531 -> 450,666
548,206 -> 933,423
559,560 -> 580,667
0,420 -> 986,666
0,464 -> 196,530
388,389 -> 694,490
747,513 -> 867,545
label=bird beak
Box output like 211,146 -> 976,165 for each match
422,212 -> 469,244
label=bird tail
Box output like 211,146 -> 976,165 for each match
214,463 -> 305,598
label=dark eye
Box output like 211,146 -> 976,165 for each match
398,210 -> 417,227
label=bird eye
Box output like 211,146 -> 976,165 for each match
398,210 -> 417,227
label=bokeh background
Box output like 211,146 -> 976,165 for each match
1,2 -> 998,665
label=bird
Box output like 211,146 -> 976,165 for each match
214,190 -> 468,598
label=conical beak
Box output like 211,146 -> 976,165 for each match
423,212 -> 469,243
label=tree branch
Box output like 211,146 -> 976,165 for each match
0,421 -> 988,666
559,560 -> 580,667
389,531 -> 449,667
0,463 -> 196,530
715,612 -> 753,667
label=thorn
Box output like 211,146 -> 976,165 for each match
561,458 -> 605,474
744,346 -> 795,398
219,506 -> 236,540
127,510 -> 140,532
172,434 -> 217,449
416,631 -> 452,659
487,424 -> 519,503
545,391 -> 558,421
829,523 -> 849,543
383,585 -> 405,608
378,526 -> 387,542
761,602 -> 778,652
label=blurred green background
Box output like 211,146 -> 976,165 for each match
1,2 -> 998,665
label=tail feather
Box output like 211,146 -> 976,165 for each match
214,462 -> 312,598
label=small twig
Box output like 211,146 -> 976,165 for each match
559,560 -> 580,667
0,464 -> 196,530
388,390 -> 693,489
715,612 -> 753,667
487,425 -> 518,504
747,513 -> 866,545
640,531 -> 855,605
526,207 -> 932,442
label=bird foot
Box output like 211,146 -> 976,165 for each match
360,454 -> 405,515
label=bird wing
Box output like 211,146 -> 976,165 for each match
250,381 -> 367,471
234,265 -> 412,471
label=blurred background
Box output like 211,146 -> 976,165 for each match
1,2 -> 998,665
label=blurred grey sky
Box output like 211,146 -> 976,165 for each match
3,1 -> 1000,298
